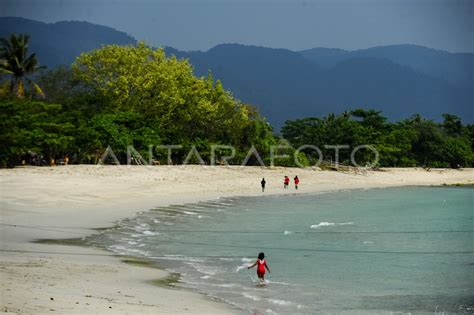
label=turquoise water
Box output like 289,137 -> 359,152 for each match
90,187 -> 474,314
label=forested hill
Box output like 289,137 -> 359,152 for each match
1,17 -> 472,128
180,44 -> 472,128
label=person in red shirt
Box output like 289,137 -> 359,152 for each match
294,175 -> 300,190
248,252 -> 271,282
284,176 -> 289,189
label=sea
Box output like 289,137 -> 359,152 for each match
88,186 -> 474,314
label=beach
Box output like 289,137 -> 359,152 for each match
1,165 -> 473,314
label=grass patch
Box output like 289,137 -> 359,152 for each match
119,256 -> 158,268
120,256 -> 181,288
91,225 -> 117,232
148,272 -> 181,288
441,182 -> 474,187
33,237 -> 88,247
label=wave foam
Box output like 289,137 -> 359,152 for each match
267,280 -> 292,286
142,230 -> 158,236
108,245 -> 150,256
182,211 -> 198,215
310,222 -> 354,229
242,292 -> 261,301
235,263 -> 248,272
268,298 -> 292,306
185,262 -> 221,276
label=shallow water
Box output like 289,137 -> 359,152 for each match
90,187 -> 474,314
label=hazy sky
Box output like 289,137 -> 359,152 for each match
1,0 -> 473,52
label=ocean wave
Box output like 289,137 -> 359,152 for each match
133,225 -> 148,232
242,292 -> 261,301
108,245 -> 150,256
235,264 -> 248,272
267,280 -> 292,286
216,202 -> 233,206
219,257 -> 236,261
310,222 -> 354,229
216,283 -> 236,288
142,230 -> 159,236
283,230 -> 292,235
185,261 -> 222,276
182,211 -> 198,215
157,255 -> 204,263
109,244 -> 126,251
268,298 -> 292,306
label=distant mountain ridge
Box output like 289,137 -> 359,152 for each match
1,17 -> 472,128
180,44 -> 472,127
0,17 -> 136,67
300,44 -> 474,88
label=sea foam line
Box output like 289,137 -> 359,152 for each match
310,222 -> 354,229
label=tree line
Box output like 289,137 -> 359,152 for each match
282,110 -> 473,168
1,34 -> 472,168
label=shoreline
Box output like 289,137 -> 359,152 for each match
1,166 -> 473,313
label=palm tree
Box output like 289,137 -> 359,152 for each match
0,34 -> 45,98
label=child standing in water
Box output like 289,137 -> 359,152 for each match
294,175 -> 300,190
284,176 -> 289,189
248,252 -> 271,282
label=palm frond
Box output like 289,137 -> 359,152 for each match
0,67 -> 14,76
0,33 -> 43,98
27,78 -> 45,98
24,53 -> 38,73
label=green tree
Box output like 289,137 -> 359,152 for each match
0,34 -> 45,98
0,100 -> 74,167
442,114 -> 463,137
71,42 -> 275,164
442,136 -> 473,168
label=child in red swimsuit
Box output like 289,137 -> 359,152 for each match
248,252 -> 271,281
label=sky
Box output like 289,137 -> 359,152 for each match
1,0 -> 473,53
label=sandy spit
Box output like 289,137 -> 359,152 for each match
1,165 -> 473,314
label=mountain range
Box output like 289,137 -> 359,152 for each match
1,16 -> 472,128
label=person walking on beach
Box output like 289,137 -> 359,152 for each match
261,178 -> 266,192
284,176 -> 289,189
248,252 -> 270,282
294,175 -> 300,190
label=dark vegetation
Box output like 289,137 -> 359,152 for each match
1,33 -> 472,168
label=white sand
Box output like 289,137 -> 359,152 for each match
1,165 -> 473,314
